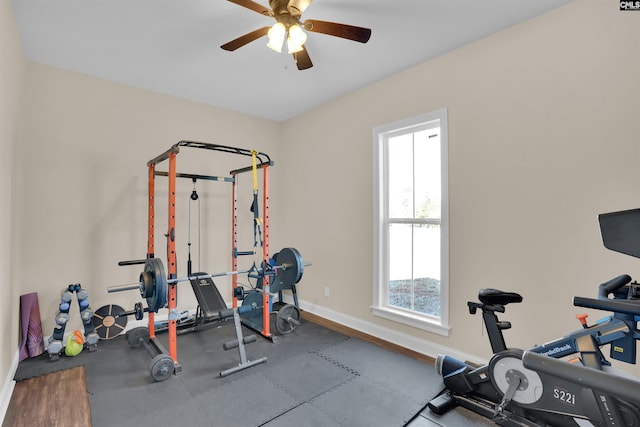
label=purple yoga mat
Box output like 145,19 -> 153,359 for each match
19,292 -> 45,361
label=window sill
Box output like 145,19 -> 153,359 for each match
371,306 -> 450,337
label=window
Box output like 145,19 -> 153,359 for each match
372,109 -> 449,336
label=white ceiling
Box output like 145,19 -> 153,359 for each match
11,0 -> 570,122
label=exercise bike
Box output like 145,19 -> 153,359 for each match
428,209 -> 640,426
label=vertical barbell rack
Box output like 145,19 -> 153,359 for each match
230,159 -> 272,339
145,141 -> 274,374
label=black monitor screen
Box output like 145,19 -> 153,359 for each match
599,208 -> 640,259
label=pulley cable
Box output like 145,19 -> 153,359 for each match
187,178 -> 201,275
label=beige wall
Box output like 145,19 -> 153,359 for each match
0,0 -> 26,414
4,0 -> 640,397
15,64 -> 281,337
279,0 -> 640,371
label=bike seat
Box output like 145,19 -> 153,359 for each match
478,288 -> 523,306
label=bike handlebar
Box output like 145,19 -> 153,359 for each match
574,296 -> 640,317
598,274 -> 632,299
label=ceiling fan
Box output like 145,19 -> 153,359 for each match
221,0 -> 372,70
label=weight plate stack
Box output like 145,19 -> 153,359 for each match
126,326 -> 150,348
272,247 -> 304,293
149,354 -> 174,382
141,258 -> 168,312
274,304 -> 301,335
241,291 -> 264,319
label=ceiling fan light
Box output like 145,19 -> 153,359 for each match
288,24 -> 307,45
288,24 -> 306,43
267,22 -> 286,52
286,24 -> 307,54
287,38 -> 304,54
266,38 -> 284,53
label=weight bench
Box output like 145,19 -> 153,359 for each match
189,273 -> 228,322
147,272 -> 245,334
189,272 -> 267,376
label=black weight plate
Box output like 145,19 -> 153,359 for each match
273,248 -> 303,292
275,304 -> 300,335
149,354 -> 174,382
142,258 -> 167,312
241,291 -> 264,318
140,271 -> 153,298
127,326 -> 150,348
134,302 -> 144,320
92,304 -> 128,340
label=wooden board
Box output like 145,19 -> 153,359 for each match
3,366 -> 92,426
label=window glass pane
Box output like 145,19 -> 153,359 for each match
388,223 -> 412,310
388,222 -> 441,316
414,129 -> 441,219
413,224 -> 441,317
387,134 -> 413,219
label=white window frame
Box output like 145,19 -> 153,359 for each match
372,108 -> 450,336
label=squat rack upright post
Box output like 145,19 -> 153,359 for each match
144,147 -> 183,374
230,160 -> 271,338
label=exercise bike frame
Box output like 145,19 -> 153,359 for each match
431,275 -> 640,427
530,274 -> 640,365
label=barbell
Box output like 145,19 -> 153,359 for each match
108,247 -> 306,312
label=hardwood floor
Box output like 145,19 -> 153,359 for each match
3,366 -> 91,427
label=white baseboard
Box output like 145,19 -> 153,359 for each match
0,350 -> 19,424
295,298 -> 487,366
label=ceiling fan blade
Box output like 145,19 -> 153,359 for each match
293,46 -> 313,70
221,26 -> 271,51
287,0 -> 313,16
226,0 -> 272,16
304,19 -> 371,43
